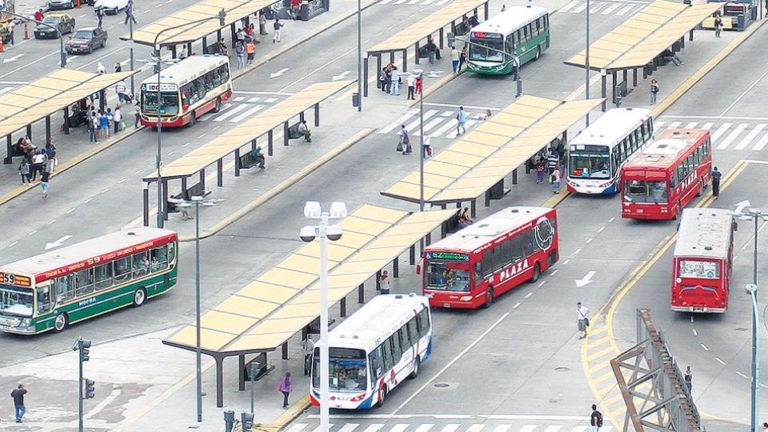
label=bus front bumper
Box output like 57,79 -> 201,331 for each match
0,317 -> 36,335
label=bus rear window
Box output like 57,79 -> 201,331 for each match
679,260 -> 720,279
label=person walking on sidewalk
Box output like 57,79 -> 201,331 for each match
379,270 -> 391,294
90,111 -> 99,142
577,302 -> 590,339
712,166 -> 721,199
125,0 -> 138,25
18,159 -> 30,184
456,106 -> 467,136
11,384 -> 27,423
684,366 -> 693,392
273,19 -> 284,43
451,46 -> 460,73
650,79 -> 659,105
590,404 -> 603,432
31,150 -> 46,182
390,66 -> 401,96
551,166 -> 561,194
96,6 -> 105,29
246,39 -> 256,65
278,372 -> 292,408
45,140 -> 57,173
40,170 -> 50,199
407,74 -> 416,100
134,104 -> 141,129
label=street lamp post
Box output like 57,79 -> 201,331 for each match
192,195 -> 203,423
129,0 -> 135,96
356,0 -> 362,112
585,0 -> 590,126
419,72 -> 425,212
300,202 -> 347,432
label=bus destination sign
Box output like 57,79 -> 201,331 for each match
0,272 -> 31,287
427,252 -> 468,261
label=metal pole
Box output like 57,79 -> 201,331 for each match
319,215 -> 330,432
751,216 -> 759,432
753,215 -> 758,286
195,199 -> 202,423
250,367 -> 255,415
419,78 -> 424,212
156,52 -> 164,228
585,0 -> 590,126
357,0 -> 362,112
78,338 -> 83,432
129,5 -> 135,96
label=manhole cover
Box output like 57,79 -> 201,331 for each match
555,366 -> 570,372
434,383 -> 450,388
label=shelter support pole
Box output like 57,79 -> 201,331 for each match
181,177 -> 188,194
612,71 -> 617,106
4,135 -> 11,164
375,54 -> 381,89
231,150 -> 238,179
358,284 -> 364,304
215,356 -> 224,408
45,116 -> 51,144
485,190 -> 491,207
282,342 -> 288,360
441,221 -> 446,238
403,49 -> 408,72
623,69 -> 628,87
390,51 -> 394,65
439,28 -> 444,49
689,29 -> 693,42
376,270 -> 382,290
451,21 -> 456,35
170,45 -> 176,59
364,57 -> 369,96
393,258 -> 399,278
426,233 -> 432,246
230,23 -> 236,46
187,42 -> 192,55
484,1 -> 489,19
268,130 -> 274,156
601,74 -> 607,112
200,169 -> 206,195
251,139 -> 257,151
415,42 -> 420,65
26,125 -> 32,140
299,112 -> 305,123
562,130 -> 567,144
217,30 -> 222,45
162,180 -> 169,221
512,168 -> 517,185
409,245 -> 415,265
238,355 -> 246,391
440,204 -> 446,209
340,298 -> 347,317
99,90 -> 106,112
203,36 -> 208,54
284,122 -> 289,146
633,68 -> 638,87
643,67 -> 647,79
143,184 -> 149,226
679,36 -> 684,49
314,103 -> 320,127
63,106 -> 70,135
471,199 -> 476,218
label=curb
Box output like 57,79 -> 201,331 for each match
178,128 -> 375,242
0,125 -> 145,206
260,395 -> 312,432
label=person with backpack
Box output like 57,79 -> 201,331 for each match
650,79 -> 660,105
590,404 -> 603,431
278,372 -> 292,408
398,124 -> 411,155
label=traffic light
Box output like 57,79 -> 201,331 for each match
79,339 -> 91,362
84,379 -> 95,399
241,412 -> 254,432
218,9 -> 226,26
447,32 -> 455,46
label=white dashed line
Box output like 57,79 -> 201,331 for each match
66,208 -> 75,214
135,169 -> 144,174
28,230 -> 37,236
692,329 -> 698,336
574,248 -> 582,255
563,259 -> 570,265
551,270 -> 558,276
46,219 -> 56,225
537,281 -> 547,287
716,357 -> 726,365
737,371 -> 749,379
513,302 -> 521,309
84,198 -> 92,204
597,226 -> 605,233
8,241 -> 18,248
586,238 -> 593,244
101,188 -> 110,194
608,217 -> 616,223
700,343 -> 709,351
525,292 -> 533,299
119,178 -> 127,183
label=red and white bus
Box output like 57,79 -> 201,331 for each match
139,55 -> 232,128
621,129 -> 713,220
672,208 -> 735,313
421,207 -> 558,309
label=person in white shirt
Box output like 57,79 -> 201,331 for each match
113,106 -> 123,134
297,120 -> 311,142
577,302 -> 590,339
406,74 -> 416,100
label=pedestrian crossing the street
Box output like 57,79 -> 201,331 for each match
558,0 -> 648,16
283,422 -> 611,432
654,120 -> 768,152
199,95 -> 280,123
378,109 -> 487,139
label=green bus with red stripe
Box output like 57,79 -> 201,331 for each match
0,228 -> 178,335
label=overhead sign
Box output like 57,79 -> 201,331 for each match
427,252 -> 469,261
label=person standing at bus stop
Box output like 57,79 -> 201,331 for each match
278,372 -> 292,408
577,302 -> 590,339
712,166 -> 721,199
650,79 -> 660,105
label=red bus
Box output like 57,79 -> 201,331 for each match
672,208 -> 735,313
621,129 -> 712,220
421,207 -> 558,309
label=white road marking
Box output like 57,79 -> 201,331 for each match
230,104 -> 266,123
234,97 -> 245,102
285,424 -> 307,432
737,371 -> 749,379
692,329 -> 698,336
559,0 -> 581,12
413,425 -> 433,432
445,119 -> 478,139
466,425 -> 485,432
716,357 -> 726,365
589,3 -> 607,13
571,3 -> 588,13
563,259 -> 571,265
710,122 -> 732,143
585,238 -> 593,244
667,121 -> 682,129
597,226 -> 605,233
213,104 -> 249,122
338,424 -> 359,432
248,97 -> 261,102
380,110 -> 419,134
551,269 -> 558,276
406,110 -> 439,134
492,426 -> 511,432
717,123 -> 748,149
389,425 -> 408,432
538,281 -> 547,287
601,3 -> 620,13
701,122 -> 714,131
519,426 -> 536,432
543,426 -> 563,432
362,425 -> 384,432
684,122 -> 698,128
439,425 -> 460,432
573,248 -> 582,255
513,302 -> 521,309
7,241 -> 18,248
47,219 -> 57,225
700,343 -> 709,351
608,217 -> 615,223
615,4 -> 635,15
753,130 -> 768,151
525,292 -> 533,298
735,124 -> 765,150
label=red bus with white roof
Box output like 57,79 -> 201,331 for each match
621,129 -> 713,220
421,207 -> 558,309
672,208 -> 734,313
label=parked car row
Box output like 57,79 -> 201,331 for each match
47,0 -> 129,12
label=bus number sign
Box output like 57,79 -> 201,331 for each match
427,252 -> 468,261
0,272 -> 30,287
143,83 -> 178,92
1,272 -> 14,285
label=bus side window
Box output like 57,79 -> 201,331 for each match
381,340 -> 393,372
36,284 -> 52,314
522,229 -> 535,257
151,245 -> 169,272
634,129 -> 643,146
391,335 -> 402,365
397,328 -> 409,355
56,275 -> 75,303
114,256 -> 132,283
75,268 -> 94,297
704,138 -> 711,157
95,262 -> 113,290
133,252 -> 150,278
407,317 -> 419,344
369,346 -> 382,378
505,34 -> 514,52
511,234 -> 523,262
482,250 -> 492,277
692,148 -> 700,167
418,308 -> 431,336
169,242 -> 177,265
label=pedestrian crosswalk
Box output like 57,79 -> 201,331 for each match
654,120 -> 768,152
378,0 -> 453,5
378,109 -> 487,139
558,0 -> 648,16
199,95 -> 281,123
283,422 -> 611,432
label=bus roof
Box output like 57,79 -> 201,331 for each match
674,208 -> 732,259
1,228 -> 177,281
426,207 -> 553,253
471,5 -> 549,35
624,129 -> 710,170
140,55 -> 228,87
569,108 -> 652,147
329,294 -> 429,352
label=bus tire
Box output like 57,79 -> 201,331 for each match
133,288 -> 147,307
534,46 -> 541,61
212,97 -> 222,113
54,312 -> 69,332
530,263 -> 541,283
409,357 -> 421,379
483,288 -> 494,308
377,386 -> 388,407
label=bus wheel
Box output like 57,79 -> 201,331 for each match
133,288 -> 147,307
483,288 -> 494,308
530,263 -> 541,283
212,97 -> 222,113
54,313 -> 68,332
534,46 -> 542,61
377,386 -> 388,407
409,357 -> 421,379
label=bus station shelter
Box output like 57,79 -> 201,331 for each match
121,0 -> 281,58
564,0 -> 723,112
363,0 -> 489,97
162,204 -> 455,407
381,95 -> 603,214
141,80 -> 351,225
0,69 -> 136,164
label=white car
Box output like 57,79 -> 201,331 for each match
94,0 -> 128,15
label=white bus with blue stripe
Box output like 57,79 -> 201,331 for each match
310,293 -> 432,409
566,108 -> 654,195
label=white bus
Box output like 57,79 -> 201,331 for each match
139,55 -> 232,128
467,6 -> 550,76
310,294 -> 432,409
566,108 -> 654,195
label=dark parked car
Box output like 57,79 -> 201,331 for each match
65,27 -> 107,54
34,13 -> 76,39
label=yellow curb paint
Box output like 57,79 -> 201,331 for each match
587,336 -> 610,348
587,324 -> 609,335
587,346 -> 616,362
544,191 -> 571,208
588,361 -> 611,375
270,394 -> 311,430
594,370 -> 615,385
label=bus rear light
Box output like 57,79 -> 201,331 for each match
460,296 -> 472,301
350,393 -> 366,402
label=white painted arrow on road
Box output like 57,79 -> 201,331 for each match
270,68 -> 289,78
575,271 -> 596,288
734,200 -> 751,216
45,235 -> 72,250
3,54 -> 24,64
333,70 -> 350,81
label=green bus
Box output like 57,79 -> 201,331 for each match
0,228 -> 178,335
467,6 -> 550,75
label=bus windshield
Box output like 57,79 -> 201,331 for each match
141,90 -> 179,116
313,348 -> 367,392
469,34 -> 504,62
425,261 -> 471,292
624,180 -> 668,203
569,150 -> 611,179
0,286 -> 33,317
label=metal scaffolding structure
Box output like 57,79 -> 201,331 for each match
611,308 -> 701,432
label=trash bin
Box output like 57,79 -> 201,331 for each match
299,0 -> 309,20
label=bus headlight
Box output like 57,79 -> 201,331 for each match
676,278 -> 682,283
460,296 -> 473,302
18,319 -> 31,328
